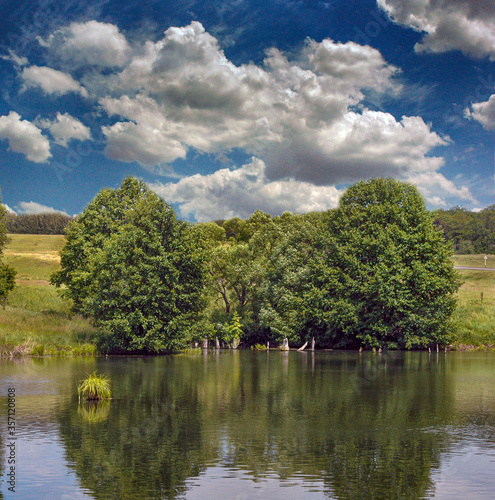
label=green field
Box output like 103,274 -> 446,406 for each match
451,255 -> 495,348
452,254 -> 495,268
1,234 -> 97,356
0,235 -> 494,355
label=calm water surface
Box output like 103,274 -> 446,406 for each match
1,351 -> 495,499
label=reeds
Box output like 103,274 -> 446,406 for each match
78,371 -> 111,401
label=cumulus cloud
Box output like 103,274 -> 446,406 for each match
21,65 -> 88,97
0,111 -> 51,163
465,94 -> 495,129
21,66 -> 88,97
149,158 -> 342,221
263,111 -> 448,185
406,171 -> 476,206
22,20 -> 473,210
15,201 -> 68,215
38,20 -> 131,69
37,112 -> 91,146
378,0 -> 495,60
303,38 -> 400,91
96,22 -> 448,186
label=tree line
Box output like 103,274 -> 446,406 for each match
48,177 -> 460,353
433,206 -> 495,254
4,202 -> 495,256
5,212 -> 73,234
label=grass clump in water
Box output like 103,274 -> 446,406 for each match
78,371 -> 111,401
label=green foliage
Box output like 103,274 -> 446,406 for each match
260,215 -> 324,345
6,212 -> 73,234
434,205 -> 495,253
251,343 -> 267,350
262,179 -> 461,349
6,177 -> 486,354
224,310 -> 243,344
0,198 -> 16,302
0,264 -> 16,302
51,177 -> 206,354
78,371 -> 111,400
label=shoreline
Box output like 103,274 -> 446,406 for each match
1,235 -> 493,358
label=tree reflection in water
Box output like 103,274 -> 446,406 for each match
58,351 -> 456,499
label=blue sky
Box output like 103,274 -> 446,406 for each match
0,0 -> 494,221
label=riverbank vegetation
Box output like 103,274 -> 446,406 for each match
1,178 -> 493,355
0,233 -> 96,356
50,178 -> 462,353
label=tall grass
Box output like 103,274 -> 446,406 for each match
78,371 -> 111,400
452,267 -> 495,348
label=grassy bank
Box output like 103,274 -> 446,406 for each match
0,235 -> 493,354
451,255 -> 495,349
1,234 -> 97,356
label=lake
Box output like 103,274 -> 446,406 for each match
1,350 -> 495,499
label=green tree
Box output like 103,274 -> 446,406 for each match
223,310 -> 243,346
51,178 -> 206,353
6,212 -> 72,234
0,199 -> 16,304
260,214 -> 327,345
263,179 -> 461,349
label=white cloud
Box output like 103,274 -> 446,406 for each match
263,111 -> 449,185
406,171 -> 476,206
37,112 -> 91,146
27,20 -> 474,208
21,66 -> 88,97
465,94 -> 495,129
378,0 -> 495,60
149,158 -> 342,221
95,22 -> 448,186
15,201 -> 68,215
0,111 -> 51,163
102,117 -> 188,167
152,158 -> 474,220
303,38 -> 400,91
38,20 -> 131,69
1,50 -> 28,67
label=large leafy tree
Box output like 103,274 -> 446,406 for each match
263,179 -> 461,349
51,178 -> 206,353
0,198 -> 16,303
